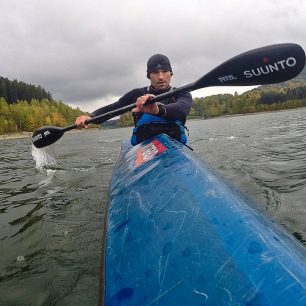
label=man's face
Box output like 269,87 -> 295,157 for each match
149,69 -> 172,90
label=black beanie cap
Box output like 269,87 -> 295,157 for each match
146,54 -> 172,78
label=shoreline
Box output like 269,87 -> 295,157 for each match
0,129 -> 95,141
0,132 -> 32,140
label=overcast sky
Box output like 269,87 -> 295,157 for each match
1,0 -> 305,112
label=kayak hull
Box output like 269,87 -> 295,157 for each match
104,134 -> 306,305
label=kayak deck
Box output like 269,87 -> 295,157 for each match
104,134 -> 306,306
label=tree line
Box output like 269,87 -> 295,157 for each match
0,77 -> 52,104
0,98 -> 84,134
191,84 -> 306,119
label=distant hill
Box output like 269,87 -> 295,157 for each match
0,77 -> 87,135
0,76 -> 52,104
291,61 -> 306,81
259,61 -> 306,89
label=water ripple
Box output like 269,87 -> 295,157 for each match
0,110 -> 305,305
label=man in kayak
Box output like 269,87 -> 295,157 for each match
75,54 -> 192,145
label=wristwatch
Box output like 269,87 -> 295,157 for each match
157,103 -> 167,117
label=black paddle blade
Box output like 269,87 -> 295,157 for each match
32,126 -> 65,148
194,43 -> 305,89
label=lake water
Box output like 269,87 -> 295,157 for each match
0,108 -> 306,305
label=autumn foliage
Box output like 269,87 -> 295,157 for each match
0,98 -> 85,134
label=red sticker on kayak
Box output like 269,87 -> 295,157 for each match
135,139 -> 167,167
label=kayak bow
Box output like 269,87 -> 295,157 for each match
103,134 -> 306,306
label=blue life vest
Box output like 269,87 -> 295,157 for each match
131,114 -> 187,146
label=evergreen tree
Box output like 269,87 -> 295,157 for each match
0,76 -> 53,104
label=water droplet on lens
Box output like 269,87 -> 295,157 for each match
17,256 -> 25,262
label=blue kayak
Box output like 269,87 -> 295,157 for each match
103,134 -> 306,306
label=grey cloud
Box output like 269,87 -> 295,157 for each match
0,0 -> 305,111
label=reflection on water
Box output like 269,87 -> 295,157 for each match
0,111 -> 306,305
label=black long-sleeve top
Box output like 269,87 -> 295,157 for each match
91,86 -> 192,125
